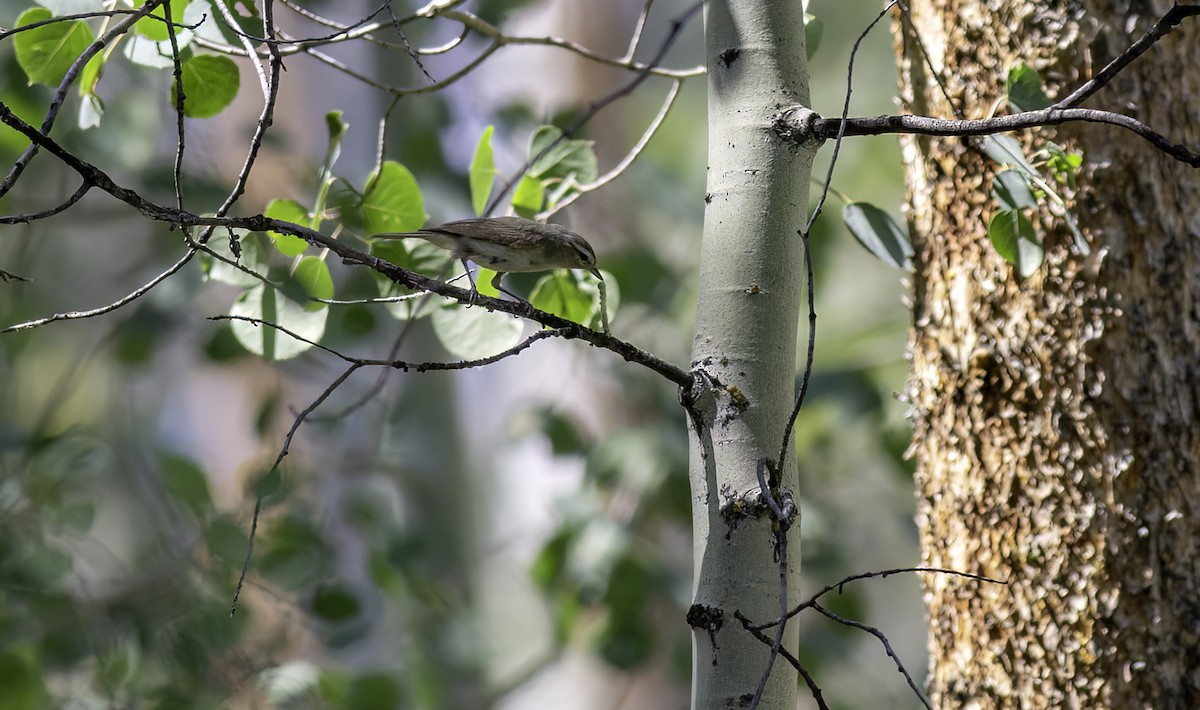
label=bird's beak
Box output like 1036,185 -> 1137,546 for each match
589,267 -> 603,280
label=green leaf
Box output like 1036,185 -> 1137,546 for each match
13,8 -> 96,86
991,169 -> 1037,210
95,641 -> 140,696
230,283 -> 327,360
328,178 -> 366,233
530,271 -> 593,325
311,583 -> 360,622
79,50 -> 103,95
430,300 -> 523,360
135,0 -> 191,42
842,202 -> 913,269
469,125 -> 495,216
220,0 -> 262,36
263,199 -> 311,256
204,516 -> 248,567
511,173 -> 545,218
531,529 -> 572,590
326,110 -> 348,144
804,13 -> 823,60
170,54 -> 240,118
1005,63 -> 1052,111
0,648 -> 48,710
293,256 -> 334,309
362,161 -> 426,236
981,134 -> 1038,175
323,110 -> 348,174
1043,141 -> 1083,187
202,229 -> 267,287
371,241 -> 452,320
159,451 -> 214,518
345,673 -> 401,710
259,515 -> 333,589
988,209 -> 1042,278
527,125 -> 597,208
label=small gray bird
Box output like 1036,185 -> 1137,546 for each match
374,216 -> 601,304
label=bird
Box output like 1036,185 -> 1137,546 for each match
373,216 -> 601,304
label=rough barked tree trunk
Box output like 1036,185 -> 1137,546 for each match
896,1 -> 1200,707
688,1 -> 812,708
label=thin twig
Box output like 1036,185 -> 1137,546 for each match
735,611 -> 829,710
752,566 -> 1007,631
163,0 -> 187,211
622,0 -> 657,63
0,1 -> 165,199
776,230 -> 816,476
1053,4 -> 1200,109
810,602 -> 932,710
544,79 -> 685,218
484,0 -> 707,216
0,182 -> 91,224
805,0 -> 900,234
0,249 -> 198,333
748,459 -> 792,710
230,362 -> 364,617
803,108 -> 1200,167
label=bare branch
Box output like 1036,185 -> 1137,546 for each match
793,109 -> 1200,168
0,249 -> 199,334
1054,4 -> 1200,109
0,181 -> 90,224
230,362 -> 364,617
810,602 -> 932,710
544,79 -> 684,217
753,566 -> 1007,631
0,1 -> 165,199
486,0 -> 706,215
0,94 -> 692,388
734,610 -> 829,710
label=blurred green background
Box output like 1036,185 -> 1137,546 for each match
0,1 -> 921,708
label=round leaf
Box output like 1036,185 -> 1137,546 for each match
170,54 -> 240,118
1005,63 -> 1052,111
135,0 -> 191,42
511,173 -> 545,218
530,270 -> 610,327
430,301 -> 523,361
263,199 -> 311,256
293,256 -> 334,310
529,126 -> 598,184
14,8 -> 96,87
363,161 -> 425,236
230,284 -> 327,360
159,452 -> 214,518
202,230 -> 267,287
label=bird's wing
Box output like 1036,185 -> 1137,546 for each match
437,218 -> 544,249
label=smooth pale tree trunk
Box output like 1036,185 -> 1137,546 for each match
896,1 -> 1200,706
688,1 -> 813,708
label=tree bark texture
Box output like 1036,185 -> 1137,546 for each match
896,1 -> 1200,707
688,1 -> 813,708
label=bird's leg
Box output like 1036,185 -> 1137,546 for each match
461,257 -> 478,307
490,271 -> 526,302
